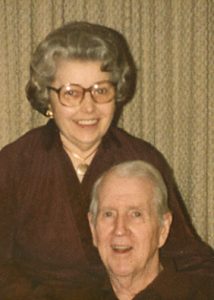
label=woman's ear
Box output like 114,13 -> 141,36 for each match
45,104 -> 54,118
158,212 -> 173,248
87,212 -> 98,247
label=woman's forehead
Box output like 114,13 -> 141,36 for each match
53,59 -> 111,85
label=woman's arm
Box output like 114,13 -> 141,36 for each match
0,147 -> 50,299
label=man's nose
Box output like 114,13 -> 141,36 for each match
113,215 -> 128,236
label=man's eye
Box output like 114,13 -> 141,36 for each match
104,211 -> 113,217
132,211 -> 142,218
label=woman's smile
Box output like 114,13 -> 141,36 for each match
49,59 -> 115,152
76,119 -> 99,126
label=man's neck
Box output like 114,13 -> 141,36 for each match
110,263 -> 163,300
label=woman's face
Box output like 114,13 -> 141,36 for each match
49,59 -> 116,152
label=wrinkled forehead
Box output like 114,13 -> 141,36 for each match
97,174 -> 155,209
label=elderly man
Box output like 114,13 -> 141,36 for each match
88,160 -> 213,300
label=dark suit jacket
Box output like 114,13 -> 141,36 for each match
100,259 -> 214,300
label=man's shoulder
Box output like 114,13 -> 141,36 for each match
144,259 -> 214,300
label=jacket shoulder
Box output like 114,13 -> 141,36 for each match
111,127 -> 171,167
0,122 -> 55,159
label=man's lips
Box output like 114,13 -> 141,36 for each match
111,244 -> 133,253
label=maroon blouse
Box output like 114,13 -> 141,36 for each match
0,120 -> 213,298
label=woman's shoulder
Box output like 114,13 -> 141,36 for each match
110,126 -> 167,160
0,122 -> 59,181
108,126 -> 174,178
0,121 -> 56,156
111,126 -> 154,147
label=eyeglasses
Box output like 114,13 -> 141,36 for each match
47,80 -> 116,107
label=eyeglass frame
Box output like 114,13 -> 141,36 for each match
47,80 -> 116,107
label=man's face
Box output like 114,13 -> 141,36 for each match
89,174 -> 171,281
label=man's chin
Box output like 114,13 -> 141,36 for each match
109,266 -> 133,279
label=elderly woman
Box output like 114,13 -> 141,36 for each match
0,22 -> 213,299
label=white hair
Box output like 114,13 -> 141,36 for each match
89,160 -> 170,224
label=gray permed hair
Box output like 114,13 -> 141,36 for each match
26,21 -> 136,115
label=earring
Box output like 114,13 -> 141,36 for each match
46,109 -> 53,118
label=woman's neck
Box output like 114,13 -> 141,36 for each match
60,135 -> 100,181
60,133 -> 100,159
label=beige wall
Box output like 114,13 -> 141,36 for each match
0,0 -> 213,247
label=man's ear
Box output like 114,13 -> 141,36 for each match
87,212 -> 98,247
158,212 -> 173,248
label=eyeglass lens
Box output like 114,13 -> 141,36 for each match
59,81 -> 115,106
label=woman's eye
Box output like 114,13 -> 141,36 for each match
65,90 -> 80,97
95,88 -> 107,95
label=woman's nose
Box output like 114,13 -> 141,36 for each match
80,91 -> 96,113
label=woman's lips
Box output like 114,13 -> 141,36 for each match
76,119 -> 98,126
